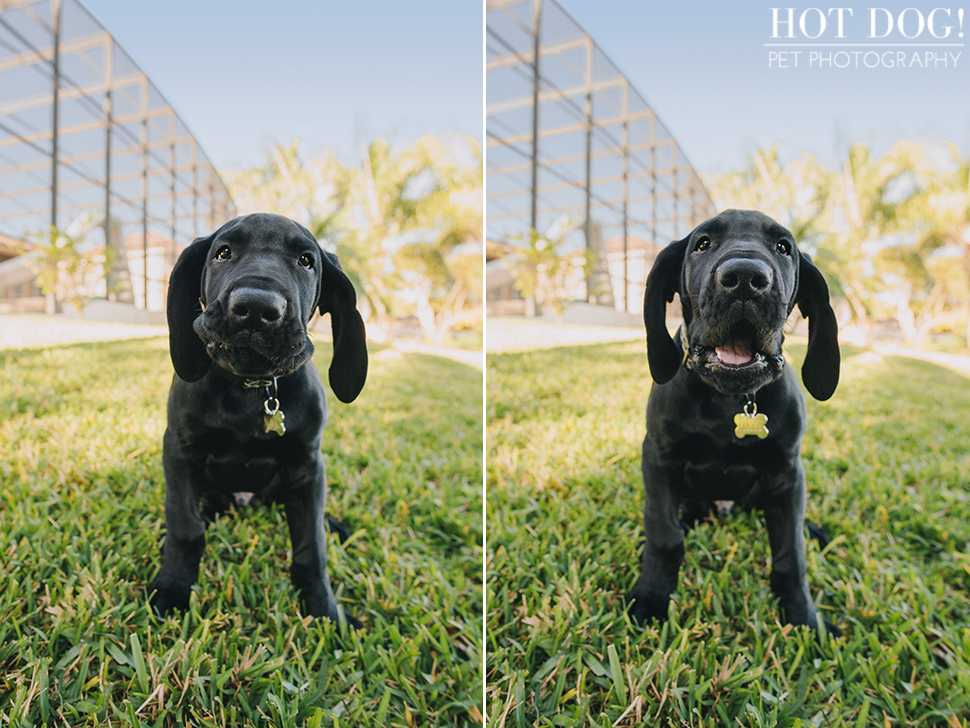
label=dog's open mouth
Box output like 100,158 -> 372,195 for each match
715,345 -> 765,367
689,318 -> 785,394
712,321 -> 766,368
691,320 -> 767,370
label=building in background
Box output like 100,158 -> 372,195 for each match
0,233 -> 45,312
0,0 -> 234,317
485,0 -> 715,318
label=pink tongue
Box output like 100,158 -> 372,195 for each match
716,342 -> 754,365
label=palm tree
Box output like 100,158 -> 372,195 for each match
339,136 -> 482,342
890,142 -> 970,345
226,136 -> 483,343
392,136 -> 483,341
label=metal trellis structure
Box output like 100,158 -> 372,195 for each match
486,0 -> 716,314
0,0 -> 235,312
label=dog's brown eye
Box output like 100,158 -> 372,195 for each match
298,254 -> 314,269
215,245 -> 231,261
776,240 -> 792,255
695,237 -> 711,252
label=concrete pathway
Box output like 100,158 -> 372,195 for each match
392,340 -> 483,369
484,318 -> 970,379
873,343 -> 970,379
486,317 -> 643,353
0,314 -> 166,350
0,314 -> 485,370
8,313 -> 963,379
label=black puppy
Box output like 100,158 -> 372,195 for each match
149,213 -> 367,626
629,209 -> 840,636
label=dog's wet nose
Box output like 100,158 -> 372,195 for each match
228,288 -> 287,329
717,259 -> 773,299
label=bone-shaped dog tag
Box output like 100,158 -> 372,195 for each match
264,410 -> 286,436
734,410 -> 769,439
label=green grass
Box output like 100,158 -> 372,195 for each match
0,338 -> 483,726
487,340 -> 970,727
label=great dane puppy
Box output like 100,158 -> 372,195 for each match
149,213 -> 367,627
630,209 -> 840,636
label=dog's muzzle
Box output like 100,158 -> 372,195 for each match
193,292 -> 313,378
684,258 -> 790,394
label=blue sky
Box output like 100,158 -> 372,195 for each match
83,0 -> 484,172
85,0 -> 969,178
558,0 -> 970,173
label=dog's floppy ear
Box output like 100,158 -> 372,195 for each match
795,252 -> 840,401
167,235 -> 214,382
643,236 -> 689,384
317,251 -> 368,403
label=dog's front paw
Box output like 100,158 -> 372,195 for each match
295,581 -> 360,629
304,598 -> 361,631
627,592 -> 670,626
149,580 -> 191,616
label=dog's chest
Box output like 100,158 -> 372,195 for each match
671,426 -> 783,503
681,456 -> 762,503
199,429 -> 291,493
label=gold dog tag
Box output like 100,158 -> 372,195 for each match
263,391 -> 286,436
264,410 -> 286,436
734,402 -> 768,439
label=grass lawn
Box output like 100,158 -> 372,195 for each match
0,338 -> 483,727
487,340 -> 970,726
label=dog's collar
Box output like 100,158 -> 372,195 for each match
679,325 -> 692,370
242,377 -> 274,389
209,364 -> 287,436
209,363 -> 272,389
